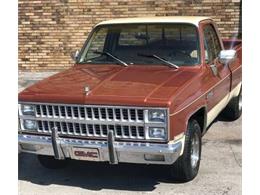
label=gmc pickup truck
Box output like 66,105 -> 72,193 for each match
18,17 -> 242,182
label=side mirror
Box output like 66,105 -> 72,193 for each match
218,49 -> 237,65
70,50 -> 80,62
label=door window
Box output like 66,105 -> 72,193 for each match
203,24 -> 221,64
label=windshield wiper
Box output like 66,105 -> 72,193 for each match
138,53 -> 179,69
94,51 -> 128,67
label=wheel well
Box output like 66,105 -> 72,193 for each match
189,107 -> 206,133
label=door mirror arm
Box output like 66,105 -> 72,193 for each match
70,50 -> 80,62
209,64 -> 218,76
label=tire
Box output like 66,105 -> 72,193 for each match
37,155 -> 68,169
222,88 -> 242,121
169,119 -> 202,182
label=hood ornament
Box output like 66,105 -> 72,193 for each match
84,85 -> 91,95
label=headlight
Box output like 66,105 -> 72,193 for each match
149,127 -> 166,139
21,104 -> 35,116
23,120 -> 37,130
148,110 -> 166,122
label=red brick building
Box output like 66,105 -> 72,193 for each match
18,0 -> 242,71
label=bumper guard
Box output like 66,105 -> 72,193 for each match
18,133 -> 183,165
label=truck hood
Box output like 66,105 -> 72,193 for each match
19,64 -> 198,107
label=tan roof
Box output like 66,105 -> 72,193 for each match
96,16 -> 211,27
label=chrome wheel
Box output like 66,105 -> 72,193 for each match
190,133 -> 200,169
170,120 -> 201,182
238,93 -> 242,111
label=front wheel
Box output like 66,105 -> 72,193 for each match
169,119 -> 202,182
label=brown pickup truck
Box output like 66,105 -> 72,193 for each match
18,17 -> 242,182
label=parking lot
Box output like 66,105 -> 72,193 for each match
18,72 -> 242,195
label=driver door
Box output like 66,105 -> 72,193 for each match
203,23 -> 231,125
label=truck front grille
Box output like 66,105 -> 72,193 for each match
20,103 -> 146,140
37,120 -> 145,139
35,104 -> 144,121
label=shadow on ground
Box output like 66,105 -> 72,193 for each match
19,153 -> 183,192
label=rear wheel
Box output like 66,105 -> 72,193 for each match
37,155 -> 68,169
222,88 -> 242,121
169,119 -> 202,182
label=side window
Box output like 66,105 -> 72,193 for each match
203,24 -> 221,63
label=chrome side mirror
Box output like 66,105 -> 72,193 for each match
218,49 -> 237,65
70,50 -> 80,62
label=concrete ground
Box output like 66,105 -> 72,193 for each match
18,72 -> 242,195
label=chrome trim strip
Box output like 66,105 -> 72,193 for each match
19,115 -> 145,125
19,101 -> 166,110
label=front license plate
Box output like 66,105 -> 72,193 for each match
71,147 -> 100,161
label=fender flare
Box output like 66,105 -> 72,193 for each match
184,105 -> 208,135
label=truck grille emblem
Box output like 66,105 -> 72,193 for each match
84,85 -> 90,95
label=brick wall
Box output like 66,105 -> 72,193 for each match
18,0 -> 242,71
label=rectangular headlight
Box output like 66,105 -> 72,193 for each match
21,104 -> 35,116
149,127 -> 166,139
148,109 -> 166,122
23,120 -> 37,130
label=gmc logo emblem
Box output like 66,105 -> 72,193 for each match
74,151 -> 98,158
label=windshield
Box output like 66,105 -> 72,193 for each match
78,23 -> 200,66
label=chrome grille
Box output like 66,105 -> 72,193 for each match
35,105 -> 144,121
37,120 -> 145,139
21,103 -> 146,140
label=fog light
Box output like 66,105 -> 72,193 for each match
20,143 -> 38,151
23,120 -> 37,130
144,154 -> 165,162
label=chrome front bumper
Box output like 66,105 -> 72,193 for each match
18,133 -> 183,165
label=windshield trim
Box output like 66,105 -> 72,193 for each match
76,22 -> 201,66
